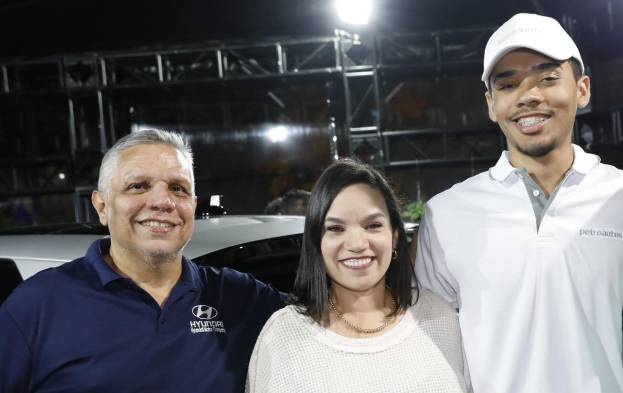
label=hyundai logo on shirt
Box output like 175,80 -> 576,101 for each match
192,305 -> 218,320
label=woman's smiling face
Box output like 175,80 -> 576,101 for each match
321,183 -> 396,294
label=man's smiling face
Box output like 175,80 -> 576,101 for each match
485,49 -> 590,160
93,143 -> 197,262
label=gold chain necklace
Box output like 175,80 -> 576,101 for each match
328,293 -> 397,334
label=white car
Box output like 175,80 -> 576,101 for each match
0,215 -> 304,305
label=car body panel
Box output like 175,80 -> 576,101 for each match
0,215 -> 305,280
0,234 -> 102,278
184,215 -> 304,258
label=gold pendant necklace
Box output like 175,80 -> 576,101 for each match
328,294 -> 397,334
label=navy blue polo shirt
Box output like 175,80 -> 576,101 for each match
0,239 -> 284,393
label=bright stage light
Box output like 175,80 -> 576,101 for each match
336,0 -> 372,25
267,125 -> 288,143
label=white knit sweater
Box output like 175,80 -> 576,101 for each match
246,289 -> 467,393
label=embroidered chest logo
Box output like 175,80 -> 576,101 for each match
192,305 -> 218,320
189,304 -> 227,334
579,228 -> 623,240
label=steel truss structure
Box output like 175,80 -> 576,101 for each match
7,26 -> 617,219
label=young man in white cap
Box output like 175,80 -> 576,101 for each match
416,13 -> 623,393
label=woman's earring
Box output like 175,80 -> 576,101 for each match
392,249 -> 398,261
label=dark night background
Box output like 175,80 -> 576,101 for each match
2,0 -> 620,59
0,0 -> 622,226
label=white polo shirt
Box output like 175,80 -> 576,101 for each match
416,145 -> 623,393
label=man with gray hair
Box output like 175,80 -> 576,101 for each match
416,13 -> 623,392
0,129 -> 284,393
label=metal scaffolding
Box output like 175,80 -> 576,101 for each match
0,27 -> 519,220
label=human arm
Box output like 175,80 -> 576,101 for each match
414,204 -> 460,309
0,306 -> 32,393
461,336 -> 473,393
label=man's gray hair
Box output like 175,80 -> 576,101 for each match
97,129 -> 194,194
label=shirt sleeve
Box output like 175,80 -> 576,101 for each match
415,203 -> 460,309
245,317 -> 277,393
223,268 -> 285,317
461,335 -> 474,393
247,276 -> 285,325
0,306 -> 33,393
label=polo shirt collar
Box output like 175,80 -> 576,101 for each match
489,144 -> 600,182
85,238 -> 120,286
570,143 -> 600,174
86,238 -> 201,291
489,151 -> 516,182
178,255 -> 202,291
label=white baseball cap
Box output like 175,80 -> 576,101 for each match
482,13 -> 584,89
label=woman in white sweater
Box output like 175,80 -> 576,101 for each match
246,159 -> 467,393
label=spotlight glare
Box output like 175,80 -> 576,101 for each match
336,0 -> 371,25
268,126 -> 288,143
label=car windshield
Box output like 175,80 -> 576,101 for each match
193,234 -> 303,292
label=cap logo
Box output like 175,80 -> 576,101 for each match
496,27 -> 543,45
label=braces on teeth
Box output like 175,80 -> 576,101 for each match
517,117 -> 546,127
